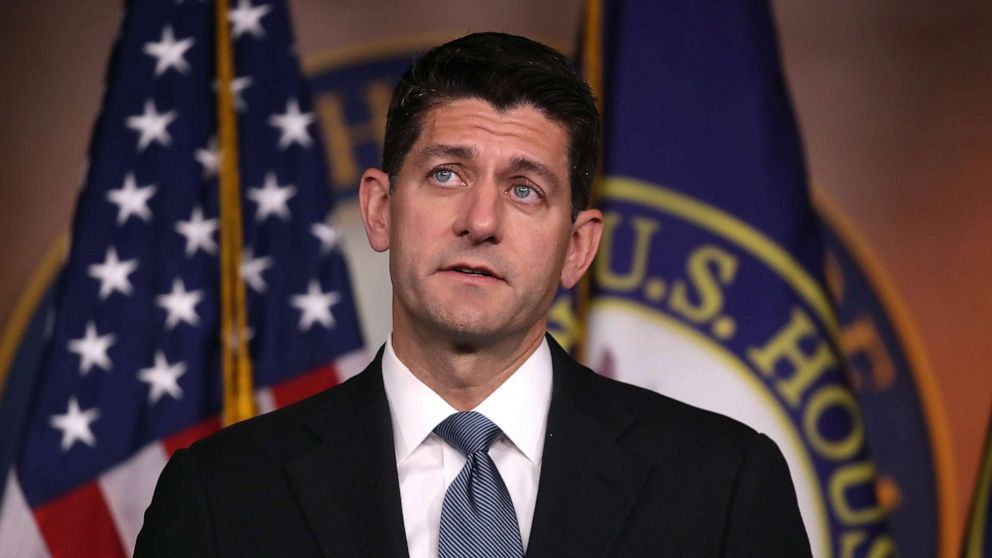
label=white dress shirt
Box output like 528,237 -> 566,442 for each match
381,335 -> 553,558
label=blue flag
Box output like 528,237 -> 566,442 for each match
0,0 -> 364,555
571,1 -> 895,555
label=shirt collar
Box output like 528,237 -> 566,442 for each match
381,335 -> 553,465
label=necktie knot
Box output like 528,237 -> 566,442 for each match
433,411 -> 502,456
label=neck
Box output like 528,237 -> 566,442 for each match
390,322 -> 546,411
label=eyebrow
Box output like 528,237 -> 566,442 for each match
508,156 -> 562,191
413,144 -> 477,166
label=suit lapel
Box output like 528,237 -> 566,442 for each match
284,351 -> 410,558
281,338 -> 649,557
527,337 -> 652,558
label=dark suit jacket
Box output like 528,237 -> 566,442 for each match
135,337 -> 811,557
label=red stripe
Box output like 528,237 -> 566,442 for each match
27,366 -> 344,557
34,482 -> 126,558
162,417 -> 221,457
271,363 -> 339,408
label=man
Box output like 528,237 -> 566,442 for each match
135,32 -> 811,557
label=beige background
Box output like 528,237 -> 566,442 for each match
0,1 -> 989,553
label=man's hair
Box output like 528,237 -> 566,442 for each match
383,32 -> 599,218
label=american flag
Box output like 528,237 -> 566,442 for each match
0,0 -> 366,555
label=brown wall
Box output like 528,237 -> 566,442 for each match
0,1 -> 989,552
775,3 -> 992,545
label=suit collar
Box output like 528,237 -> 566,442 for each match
285,347 -> 410,558
381,334 -> 554,464
283,337 -> 651,557
527,335 -> 652,557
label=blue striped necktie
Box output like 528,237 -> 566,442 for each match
434,411 -> 525,558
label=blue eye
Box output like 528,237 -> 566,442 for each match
433,169 -> 453,183
512,184 -> 533,199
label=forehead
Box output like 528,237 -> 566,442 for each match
409,98 -> 569,171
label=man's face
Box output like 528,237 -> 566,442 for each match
360,98 -> 602,347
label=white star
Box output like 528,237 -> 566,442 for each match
67,322 -> 115,375
126,98 -> 177,151
290,280 -> 340,332
268,98 -> 315,149
228,0 -> 271,39
240,247 -> 273,293
87,247 -> 139,300
310,217 -> 340,255
49,398 -> 100,452
155,278 -> 204,329
175,206 -> 218,256
211,75 -> 253,112
194,137 -> 220,179
143,25 -> 195,77
247,172 -> 296,221
106,173 -> 156,225
231,75 -> 252,111
138,351 -> 187,404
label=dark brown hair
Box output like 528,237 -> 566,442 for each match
382,32 -> 599,218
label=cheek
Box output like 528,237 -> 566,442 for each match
524,235 -> 571,284
395,199 -> 443,236
390,215 -> 437,270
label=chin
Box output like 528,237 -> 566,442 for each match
437,316 -> 504,341
426,311 -> 515,346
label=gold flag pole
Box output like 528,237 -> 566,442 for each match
574,0 -> 604,363
215,0 -> 256,425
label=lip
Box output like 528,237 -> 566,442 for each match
439,262 -> 505,282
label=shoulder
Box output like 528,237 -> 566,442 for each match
136,367 -> 383,557
183,364 -> 378,466
548,342 -> 811,553
547,336 -> 778,490
575,360 -> 760,454
548,337 -> 759,456
588,367 -> 811,555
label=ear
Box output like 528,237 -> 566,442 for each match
358,168 -> 392,253
560,208 -> 603,289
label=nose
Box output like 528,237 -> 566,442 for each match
453,180 -> 502,244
